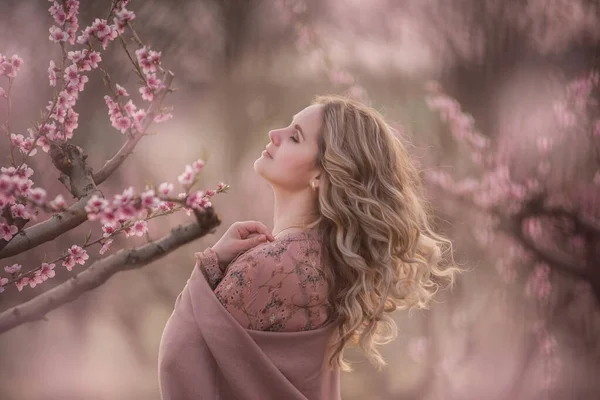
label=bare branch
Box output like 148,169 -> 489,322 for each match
93,71 -> 175,185
0,207 -> 221,335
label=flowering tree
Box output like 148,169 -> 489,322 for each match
424,72 -> 600,390
0,0 -> 228,334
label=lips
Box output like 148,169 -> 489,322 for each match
264,148 -> 273,158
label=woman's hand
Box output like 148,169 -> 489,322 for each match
210,221 -> 275,270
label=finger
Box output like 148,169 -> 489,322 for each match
240,221 -> 274,241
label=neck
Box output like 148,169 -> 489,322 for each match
272,186 -> 318,235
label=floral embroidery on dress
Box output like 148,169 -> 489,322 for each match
194,228 -> 332,332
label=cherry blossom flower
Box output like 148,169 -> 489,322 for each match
28,271 -> 44,288
102,222 -> 120,238
139,86 -> 153,102
85,194 -> 109,220
0,219 -> 18,241
158,182 -> 173,196
28,187 -> 47,205
39,262 -> 56,281
192,159 -> 205,173
16,277 -> 29,292
10,203 -> 30,220
153,112 -> 173,123
49,25 -> 68,43
99,238 -> 113,255
63,245 -> 88,271
177,165 -> 196,185
131,220 -> 148,237
141,189 -> 159,208
115,84 -> 129,97
4,263 -> 22,274
49,194 -> 67,211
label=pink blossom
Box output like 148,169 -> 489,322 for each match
217,182 -> 227,191
4,263 -> 22,274
158,182 -> 173,196
114,6 -> 135,34
114,116 -> 131,134
0,277 -> 8,293
49,25 -> 67,43
192,159 -> 205,173
39,262 -> 56,280
10,203 -> 29,220
141,189 -> 159,208
99,238 -> 113,255
177,165 -> 196,185
154,112 -> 173,123
48,60 -> 58,87
131,109 -> 146,131
131,220 -> 148,237
16,277 -> 29,292
0,174 -> 14,195
113,186 -> 135,206
115,84 -> 129,97
205,189 -> 216,197
0,220 -> 18,241
139,86 -> 153,102
102,222 -> 120,238
28,270 -> 44,288
28,187 -> 47,205
85,194 -> 109,221
49,194 -> 67,211
63,245 -> 88,271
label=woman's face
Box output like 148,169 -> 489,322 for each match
254,104 -> 324,192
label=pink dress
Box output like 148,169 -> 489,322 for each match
194,227 -> 333,332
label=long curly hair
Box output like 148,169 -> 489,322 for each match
301,94 -> 464,372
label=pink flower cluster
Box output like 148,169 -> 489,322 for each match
0,165 -> 47,229
48,0 -> 80,45
425,82 -> 491,164
105,95 -> 146,134
1,262 -> 56,292
135,46 -> 165,102
0,54 -> 23,80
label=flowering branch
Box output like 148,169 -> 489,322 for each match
0,207 -> 221,334
93,70 -> 174,185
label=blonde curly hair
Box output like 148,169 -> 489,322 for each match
301,94 -> 464,372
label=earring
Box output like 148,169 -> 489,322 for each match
311,181 -> 317,192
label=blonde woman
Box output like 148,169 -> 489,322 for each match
158,95 -> 462,400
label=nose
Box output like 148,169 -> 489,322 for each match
268,129 -> 282,146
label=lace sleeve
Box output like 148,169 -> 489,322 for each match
194,247 -> 224,290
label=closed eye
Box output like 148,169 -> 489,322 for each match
291,136 -> 299,143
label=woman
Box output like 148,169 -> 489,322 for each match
158,95 -> 462,399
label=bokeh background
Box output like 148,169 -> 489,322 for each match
1,0 -> 600,399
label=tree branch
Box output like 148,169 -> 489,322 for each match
0,207 -> 221,335
93,70 -> 174,185
0,192 -> 99,260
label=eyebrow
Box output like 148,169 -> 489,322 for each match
294,124 -> 305,141
291,114 -> 305,140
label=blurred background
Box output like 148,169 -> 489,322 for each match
0,0 -> 599,399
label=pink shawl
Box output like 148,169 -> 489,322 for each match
158,262 -> 341,400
